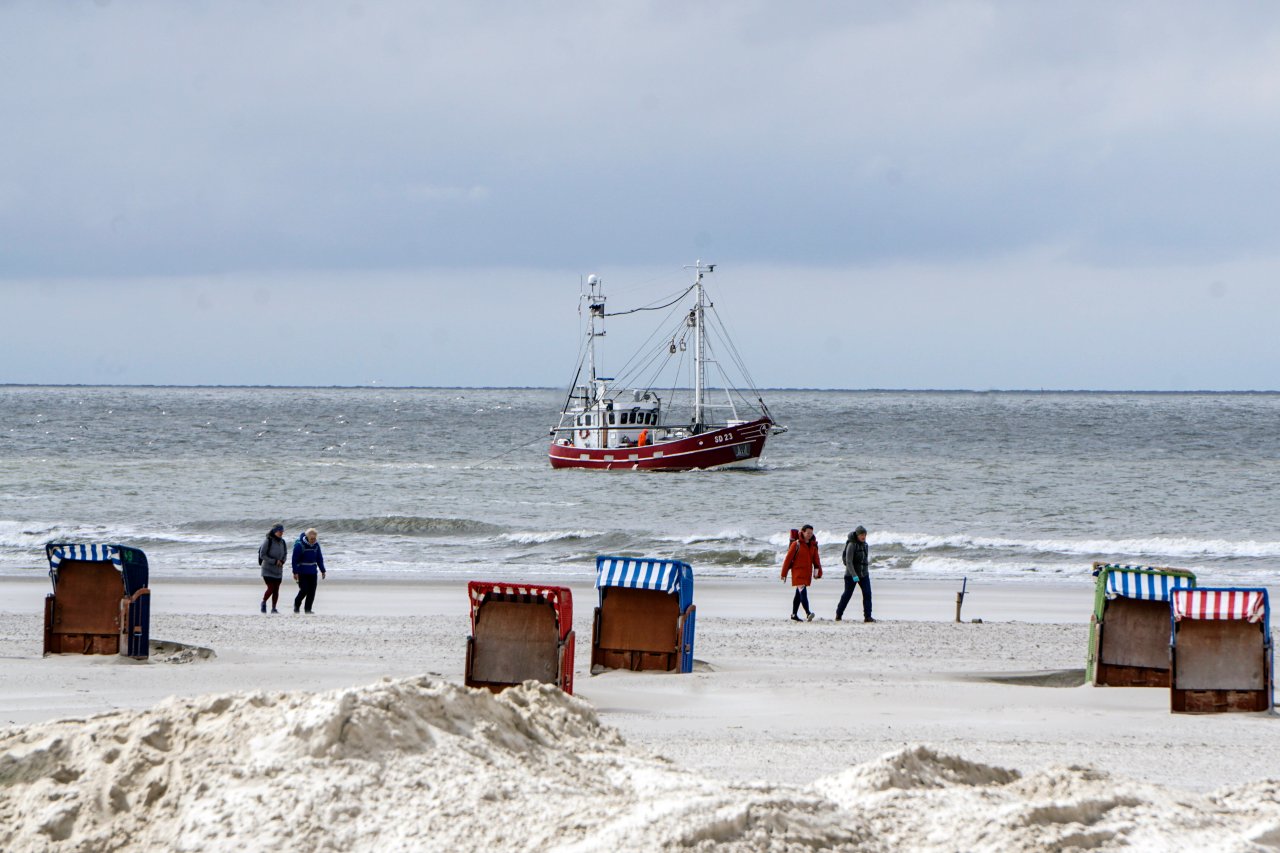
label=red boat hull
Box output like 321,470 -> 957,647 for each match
548,417 -> 772,471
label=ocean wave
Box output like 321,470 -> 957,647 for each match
685,547 -> 778,566
181,516 -> 505,537
0,520 -> 62,549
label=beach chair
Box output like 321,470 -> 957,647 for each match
42,542 -> 150,659
591,556 -> 695,674
464,582 -> 574,695
1169,587 -> 1273,713
1087,562 -> 1196,687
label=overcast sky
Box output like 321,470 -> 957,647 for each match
2,1 -> 1279,389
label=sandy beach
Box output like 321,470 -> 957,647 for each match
2,573 -> 1278,850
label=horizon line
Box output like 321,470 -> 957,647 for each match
2,383 -> 1278,394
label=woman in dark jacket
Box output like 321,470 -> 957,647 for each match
291,527 -> 327,614
258,524 -> 288,614
836,525 -> 875,622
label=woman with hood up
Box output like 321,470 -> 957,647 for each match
837,525 -> 875,622
780,524 -> 822,621
257,524 -> 288,613
291,527 -> 327,614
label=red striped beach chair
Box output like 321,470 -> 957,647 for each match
1169,588 -> 1272,713
464,582 -> 574,695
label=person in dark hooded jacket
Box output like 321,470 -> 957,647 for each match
258,523 -> 288,613
836,525 -> 875,622
291,527 -> 326,614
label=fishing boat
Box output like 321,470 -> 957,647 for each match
548,261 -> 785,471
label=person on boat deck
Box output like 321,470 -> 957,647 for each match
291,528 -> 326,614
258,523 -> 288,614
837,525 -> 875,623
781,524 -> 822,621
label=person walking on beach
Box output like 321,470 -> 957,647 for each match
781,524 -> 822,621
291,527 -> 326,614
837,525 -> 875,623
258,523 -> 288,613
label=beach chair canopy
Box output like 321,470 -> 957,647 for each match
595,556 -> 693,608
45,542 -> 148,594
467,582 -> 572,639
1095,564 -> 1194,601
1172,588 -> 1268,624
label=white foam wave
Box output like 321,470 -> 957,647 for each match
499,529 -> 602,545
659,528 -> 754,545
764,529 -> 853,552
903,556 -> 1078,578
876,530 -> 1280,561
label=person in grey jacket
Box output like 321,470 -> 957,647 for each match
836,525 -> 875,622
258,524 -> 288,614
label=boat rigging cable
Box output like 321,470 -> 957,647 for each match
590,277 -> 766,421
605,300 -> 691,396
603,283 -> 696,317
466,432 -> 549,469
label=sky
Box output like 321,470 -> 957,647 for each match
2,1 -> 1279,390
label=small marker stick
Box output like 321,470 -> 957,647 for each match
955,576 -> 968,623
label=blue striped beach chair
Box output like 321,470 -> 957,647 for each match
1087,562 -> 1195,687
591,555 -> 695,673
43,542 -> 151,659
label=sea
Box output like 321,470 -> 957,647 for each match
1,386 -> 1278,587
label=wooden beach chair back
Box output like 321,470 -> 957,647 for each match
1170,588 -> 1273,713
464,582 -> 574,695
591,556 -> 696,674
43,543 -> 151,659
1087,563 -> 1195,687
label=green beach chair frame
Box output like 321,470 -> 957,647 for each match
1087,562 -> 1196,687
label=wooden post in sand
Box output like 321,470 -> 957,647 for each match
955,576 -> 968,623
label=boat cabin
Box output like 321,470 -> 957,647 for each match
556,385 -> 667,450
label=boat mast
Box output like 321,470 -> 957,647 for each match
685,260 -> 714,431
585,274 -> 606,405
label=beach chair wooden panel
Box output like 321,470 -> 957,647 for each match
1170,588 -> 1272,713
43,543 -> 150,660
464,582 -> 574,695
591,556 -> 695,674
1087,563 -> 1195,687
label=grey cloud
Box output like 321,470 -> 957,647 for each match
3,2 -> 1280,277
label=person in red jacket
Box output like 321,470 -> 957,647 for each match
781,524 -> 822,621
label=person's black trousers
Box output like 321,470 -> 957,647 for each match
836,573 -> 871,620
294,574 -> 318,612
